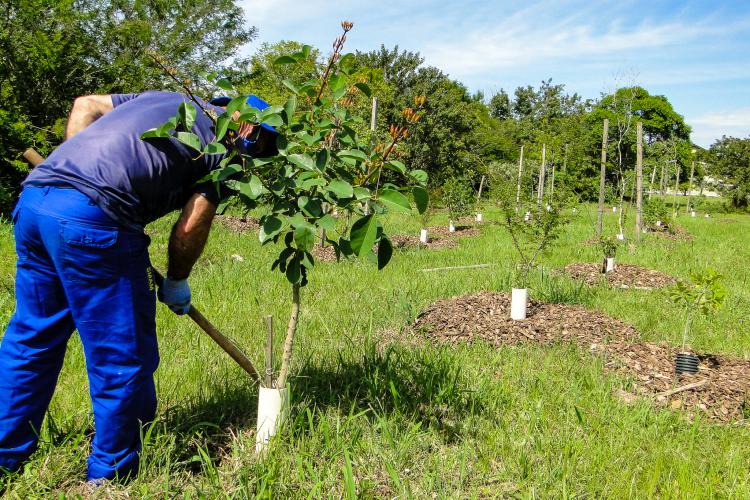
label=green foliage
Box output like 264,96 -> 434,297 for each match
441,176 -> 474,220
710,136 -> 750,208
0,0 -> 256,215
670,268 -> 727,348
643,198 -> 669,226
598,236 -> 619,258
494,174 -> 571,287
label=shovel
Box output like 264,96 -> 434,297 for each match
22,148 -> 261,383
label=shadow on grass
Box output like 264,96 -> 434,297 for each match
159,342 -> 487,473
292,342 -> 489,443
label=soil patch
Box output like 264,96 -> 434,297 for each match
427,225 -> 481,238
412,292 -> 748,423
596,341 -> 750,422
310,234 -> 458,263
215,215 -> 259,233
562,263 -> 676,289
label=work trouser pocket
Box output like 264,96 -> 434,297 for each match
60,222 -> 121,282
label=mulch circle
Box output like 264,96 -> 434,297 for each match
562,263 -> 677,289
427,225 -> 481,238
646,224 -> 693,241
413,291 -> 640,347
411,291 -> 748,423
595,341 -> 750,423
215,215 -> 259,233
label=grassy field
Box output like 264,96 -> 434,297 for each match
1,201 -> 749,498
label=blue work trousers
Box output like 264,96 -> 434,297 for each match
0,186 -> 159,481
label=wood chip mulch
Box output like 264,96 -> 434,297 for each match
562,263 -> 677,289
427,225 -> 481,238
595,341 -> 750,422
645,223 -> 694,241
411,291 -> 749,423
215,215 -> 260,233
413,291 -> 640,347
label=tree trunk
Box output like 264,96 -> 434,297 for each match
648,163 -> 657,200
672,165 -> 681,216
635,122 -> 643,240
597,119 -> 609,237
515,145 -> 524,212
276,283 -> 300,388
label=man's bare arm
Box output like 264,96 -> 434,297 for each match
167,194 -> 217,280
65,95 -> 114,139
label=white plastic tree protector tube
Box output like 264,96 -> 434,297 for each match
616,233 -> 625,240
256,386 -> 290,453
476,213 -> 483,222
420,229 -> 428,244
511,288 -> 528,320
449,220 -> 456,232
605,257 -> 615,273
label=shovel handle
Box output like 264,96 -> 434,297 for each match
23,147 -> 261,383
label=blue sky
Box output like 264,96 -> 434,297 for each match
239,0 -> 750,147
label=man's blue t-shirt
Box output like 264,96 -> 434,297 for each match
24,91 -> 226,230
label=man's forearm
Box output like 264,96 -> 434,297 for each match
65,95 -> 114,139
167,194 -> 216,280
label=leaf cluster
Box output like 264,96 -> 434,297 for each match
143,25 -> 429,287
669,269 -> 727,317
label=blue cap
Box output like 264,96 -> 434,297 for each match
208,94 -> 278,134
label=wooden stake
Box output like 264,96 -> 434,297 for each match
537,144 -> 546,206
686,159 -> 696,214
635,121 -> 643,240
672,164 -> 681,216
264,315 -> 274,387
515,145 -> 524,212
476,175 -> 485,204
597,119 -> 609,237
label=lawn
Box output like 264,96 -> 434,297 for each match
1,203 -> 749,497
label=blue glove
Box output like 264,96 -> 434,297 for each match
157,277 -> 191,315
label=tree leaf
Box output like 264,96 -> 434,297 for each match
412,186 -> 429,214
353,187 -> 371,200
176,132 -> 201,152
329,73 -> 347,92
282,79 -> 299,94
283,95 -> 297,124
178,102 -> 197,130
386,160 -> 406,174
141,128 -> 166,139
315,149 -> 330,170
350,214 -> 378,257
318,214 -> 336,230
259,215 -> 283,242
274,55 -> 298,65
285,254 -> 301,284
354,82 -> 372,97
377,189 -> 412,213
377,234 -> 393,270
409,169 -> 429,184
262,114 -> 284,128
203,142 -> 227,155
326,179 -> 354,199
338,149 -> 368,162
216,78 -> 233,92
215,114 -> 232,141
294,223 -> 316,252
288,154 -> 315,170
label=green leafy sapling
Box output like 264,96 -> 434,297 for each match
496,177 -> 571,288
143,22 -> 429,389
442,175 -> 473,228
669,268 -> 726,350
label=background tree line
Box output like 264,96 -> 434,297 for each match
3,1 -> 747,216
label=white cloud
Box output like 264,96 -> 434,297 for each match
688,107 -> 750,147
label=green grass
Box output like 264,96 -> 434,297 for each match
1,204 -> 750,497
